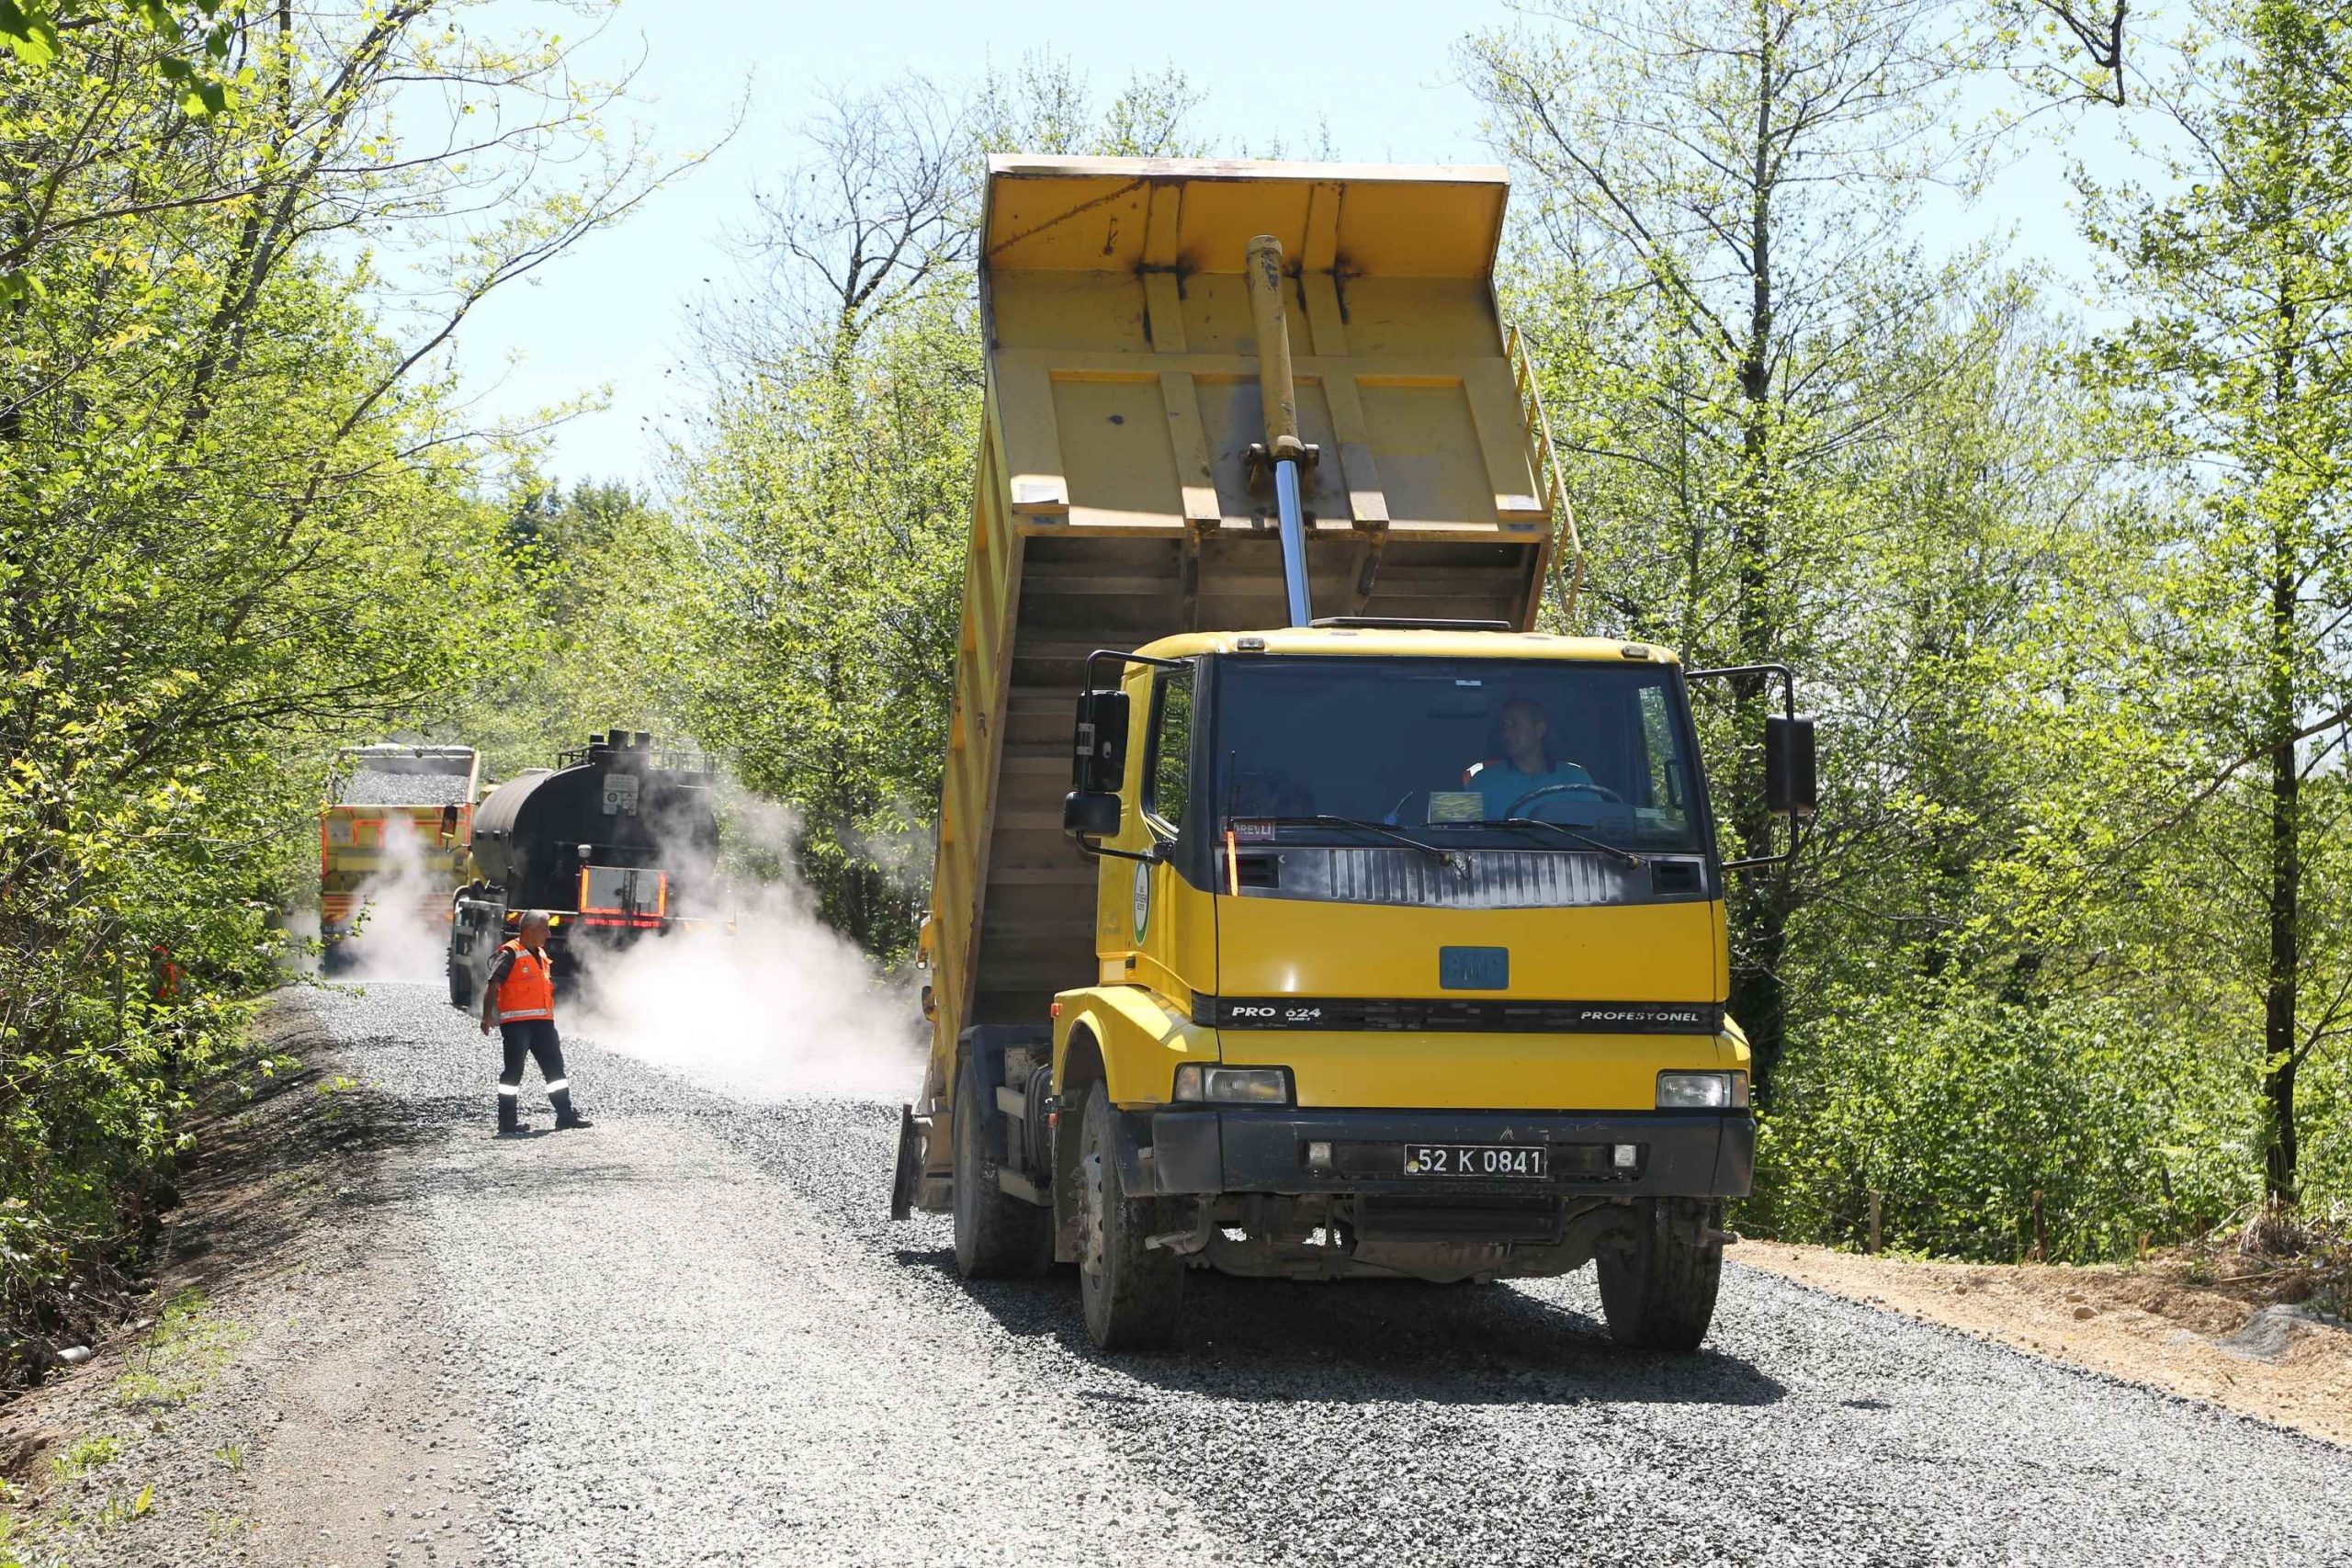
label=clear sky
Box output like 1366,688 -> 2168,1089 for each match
445,0 -> 2128,490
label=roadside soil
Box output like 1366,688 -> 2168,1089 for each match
1739,1242 -> 2352,1448
0,998 -> 493,1566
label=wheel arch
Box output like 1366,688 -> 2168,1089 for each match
1060,1022 -> 1107,1101
1051,986 -> 1216,1108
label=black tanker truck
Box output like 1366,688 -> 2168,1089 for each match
447,731 -> 722,1008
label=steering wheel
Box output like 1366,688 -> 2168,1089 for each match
1505,781 -> 1624,818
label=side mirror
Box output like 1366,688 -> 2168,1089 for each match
1063,790 -> 1122,841
1764,714 -> 1818,817
1070,687 -> 1129,795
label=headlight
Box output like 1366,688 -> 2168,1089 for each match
1657,1070 -> 1748,1109
1172,1065 -> 1292,1105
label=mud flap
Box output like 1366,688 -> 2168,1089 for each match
889,1104 -> 924,1222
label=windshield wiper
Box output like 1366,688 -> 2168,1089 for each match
1429,818 -> 1645,866
1249,814 -> 1453,863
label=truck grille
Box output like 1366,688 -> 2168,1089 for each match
1235,847 -> 1702,909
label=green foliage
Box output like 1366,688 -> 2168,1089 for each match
1756,985 -> 2256,1260
456,473 -> 694,783
666,299 -> 975,955
651,62 -> 1207,959
2067,0 -> 2352,1202
115,1286 -> 244,1409
1472,0 -> 2000,1097
0,0 -> 660,1359
48,1436 -> 119,1484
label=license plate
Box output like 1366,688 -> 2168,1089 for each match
1402,1144 -> 1548,1179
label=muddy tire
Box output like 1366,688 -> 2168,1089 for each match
1077,1084 -> 1183,1351
1597,1197 -> 1723,1351
952,1051 -> 1051,1279
447,953 -> 473,1010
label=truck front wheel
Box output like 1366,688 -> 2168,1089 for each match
952,1051 -> 1050,1279
1596,1197 -> 1724,1352
1076,1085 -> 1182,1351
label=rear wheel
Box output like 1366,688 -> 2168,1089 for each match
1597,1197 -> 1723,1351
1077,1084 -> 1183,1351
447,950 -> 473,1009
951,1051 -> 1051,1279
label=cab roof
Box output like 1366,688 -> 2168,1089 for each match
1130,626 -> 1680,665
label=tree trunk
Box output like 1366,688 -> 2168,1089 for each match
2259,253 -> 2303,1206
1728,19 -> 1793,1100
2261,536 -> 2300,1204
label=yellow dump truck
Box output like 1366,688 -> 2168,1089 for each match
889,157 -> 1815,1352
321,744 -> 480,970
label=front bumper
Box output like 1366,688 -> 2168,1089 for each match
1127,1107 -> 1754,1200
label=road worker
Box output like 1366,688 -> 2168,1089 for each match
479,911 -> 592,1134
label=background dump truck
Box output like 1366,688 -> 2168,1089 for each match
889,156 -> 1816,1353
320,744 -> 480,971
446,731 -> 722,1008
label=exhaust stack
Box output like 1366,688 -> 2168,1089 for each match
1245,233 -> 1314,628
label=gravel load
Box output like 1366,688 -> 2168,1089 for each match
334,769 -> 474,807
90,982 -> 2352,1566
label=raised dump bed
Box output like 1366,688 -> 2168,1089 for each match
923,155 -> 1578,1089
320,744 -> 480,951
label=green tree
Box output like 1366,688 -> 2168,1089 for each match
1466,0 -> 1991,1097
0,0 -> 671,1352
2077,0 -> 2352,1204
460,472 -> 695,782
668,58 -> 1205,958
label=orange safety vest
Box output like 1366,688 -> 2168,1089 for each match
494,939 -> 555,1024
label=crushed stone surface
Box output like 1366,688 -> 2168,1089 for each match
14,980 -> 2352,1566
334,771 -> 474,807
1739,1240 -> 2352,1446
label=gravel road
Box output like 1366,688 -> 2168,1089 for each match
27,981 -> 2352,1566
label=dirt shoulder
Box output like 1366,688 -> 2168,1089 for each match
0,994 -> 492,1567
1737,1242 -> 2352,1448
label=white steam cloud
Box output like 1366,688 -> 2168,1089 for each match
335,814 -> 452,982
284,903 -> 322,978
561,784 -> 926,1103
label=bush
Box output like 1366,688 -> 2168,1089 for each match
1749,981 -> 2263,1260
0,739 -> 298,1377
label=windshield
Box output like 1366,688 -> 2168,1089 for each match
1207,656 -> 1707,853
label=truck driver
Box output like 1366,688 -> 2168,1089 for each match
1465,696 -> 1598,819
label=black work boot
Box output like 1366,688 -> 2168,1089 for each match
550,1089 -> 592,1131
497,1094 -> 523,1135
